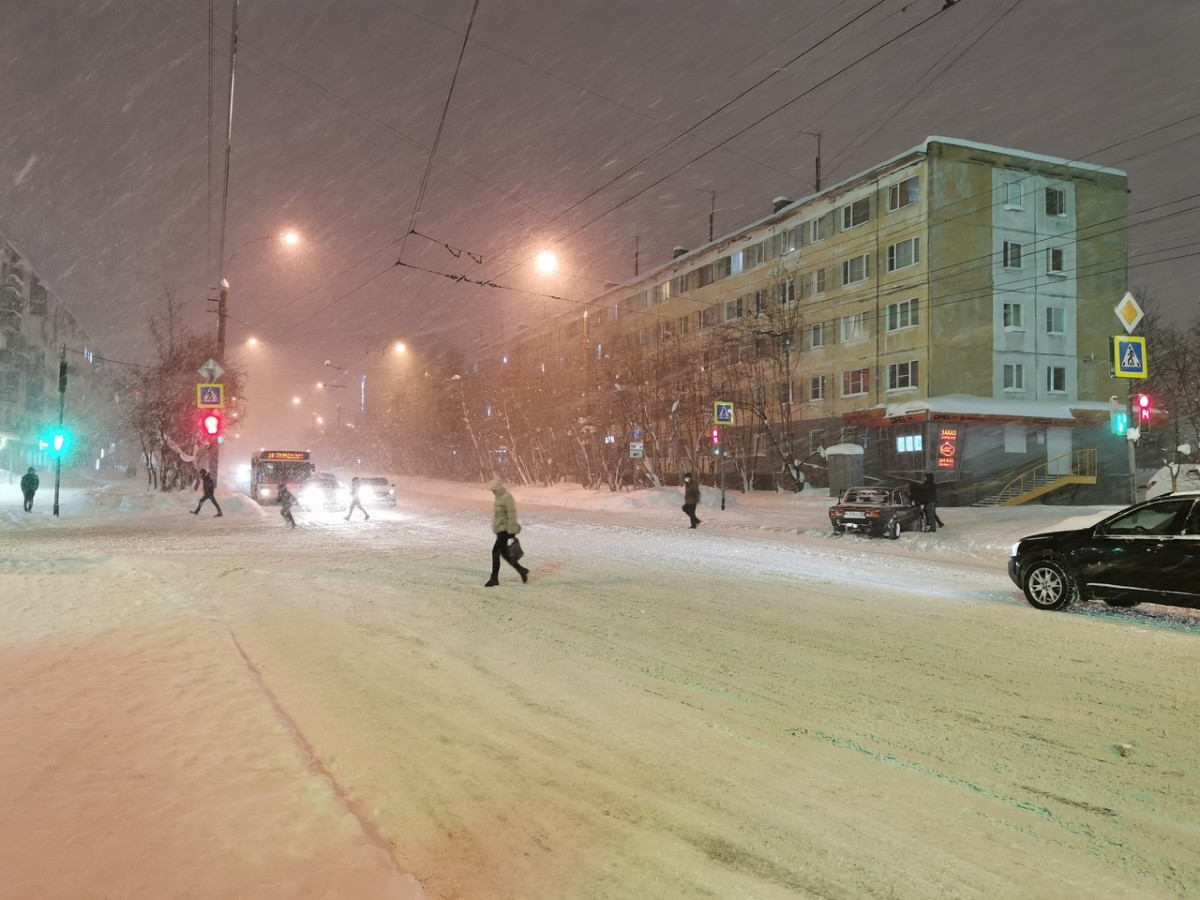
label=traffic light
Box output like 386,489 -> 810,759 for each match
43,425 -> 72,456
710,426 -> 721,455
1109,396 -> 1129,436
201,411 -> 224,441
1136,393 -> 1152,424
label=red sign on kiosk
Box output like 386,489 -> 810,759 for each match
936,426 -> 960,469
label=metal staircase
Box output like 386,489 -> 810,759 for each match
974,448 -> 1098,507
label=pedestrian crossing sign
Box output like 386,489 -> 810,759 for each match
1111,336 -> 1147,379
197,383 -> 225,408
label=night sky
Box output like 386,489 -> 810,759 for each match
2,0 -> 1196,438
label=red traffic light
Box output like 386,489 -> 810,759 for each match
1136,393 -> 1151,422
201,412 -> 224,436
710,427 -> 720,444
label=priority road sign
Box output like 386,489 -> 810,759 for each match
197,383 -> 226,408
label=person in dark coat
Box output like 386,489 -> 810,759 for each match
485,478 -> 528,586
911,473 -> 943,532
278,482 -> 297,528
20,466 -> 39,512
681,472 -> 701,528
191,468 -> 223,517
345,476 -> 369,521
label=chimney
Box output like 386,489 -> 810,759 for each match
773,197 -> 792,213
672,246 -> 689,259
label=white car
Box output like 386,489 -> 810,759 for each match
1145,464 -> 1200,499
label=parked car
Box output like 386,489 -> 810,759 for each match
1008,491 -> 1200,611
356,476 -> 397,507
299,472 -> 347,511
1145,463 -> 1200,499
828,485 -> 925,539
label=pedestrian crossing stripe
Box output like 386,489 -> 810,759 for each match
1111,336 -> 1147,378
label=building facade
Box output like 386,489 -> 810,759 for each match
462,138 -> 1132,502
1,232 -> 105,480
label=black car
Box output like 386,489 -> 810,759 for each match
828,486 -> 925,539
1008,491 -> 1200,611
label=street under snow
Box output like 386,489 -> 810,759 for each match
1,476 -> 1198,899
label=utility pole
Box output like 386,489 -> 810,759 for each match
53,343 -> 65,517
803,130 -> 823,191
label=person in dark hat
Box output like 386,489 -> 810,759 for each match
191,468 -> 222,517
681,472 -> 701,528
20,466 -> 39,512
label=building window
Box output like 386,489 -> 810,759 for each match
729,253 -> 744,276
841,254 -> 870,286
809,375 -> 826,401
842,367 -> 870,396
778,279 -> 795,306
673,273 -> 689,294
1003,181 -> 1023,208
1046,365 -> 1066,393
723,297 -> 743,322
657,281 -> 672,301
896,433 -> 923,453
1003,302 -> 1024,330
841,313 -> 866,342
1045,187 -> 1066,217
1047,247 -> 1065,274
885,298 -> 919,331
810,321 -> 826,348
1003,241 -> 1023,268
677,315 -> 689,336
779,379 -> 795,405
841,197 -> 870,230
888,175 -> 919,211
809,428 -> 824,451
1046,306 -> 1065,335
809,268 -> 826,297
810,215 -> 830,243
744,241 -> 767,268
749,290 -> 767,318
1003,363 -> 1025,391
773,226 -> 801,257
887,360 -> 919,391
886,237 -> 920,272
700,305 -> 719,328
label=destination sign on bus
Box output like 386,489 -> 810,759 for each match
261,450 -> 310,461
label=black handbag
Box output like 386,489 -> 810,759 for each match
507,536 -> 524,561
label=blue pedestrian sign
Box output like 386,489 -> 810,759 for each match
713,401 -> 734,426
1111,336 -> 1147,379
197,383 -> 226,408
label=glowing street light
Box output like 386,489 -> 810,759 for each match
535,250 -> 558,273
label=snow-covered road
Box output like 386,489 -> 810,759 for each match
2,475 -> 1197,899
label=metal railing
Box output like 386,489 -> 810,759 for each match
990,447 -> 1098,506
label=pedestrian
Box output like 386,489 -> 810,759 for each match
485,477 -> 529,586
191,468 -> 223,517
278,482 -> 297,528
681,472 -> 701,528
911,473 -> 943,532
345,476 -> 369,521
20,466 -> 39,512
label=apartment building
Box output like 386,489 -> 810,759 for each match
460,137 -> 1130,501
0,232 -> 103,477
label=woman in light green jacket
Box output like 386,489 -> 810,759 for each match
486,479 -> 529,586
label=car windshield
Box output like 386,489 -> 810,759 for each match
1105,498 -> 1193,536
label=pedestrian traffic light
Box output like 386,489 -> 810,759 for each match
1136,393 -> 1151,423
710,426 -> 721,455
201,412 -> 224,440
43,425 -> 72,457
1109,395 -> 1129,436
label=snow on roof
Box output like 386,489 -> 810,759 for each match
878,394 -> 1111,420
922,136 -> 1127,177
825,443 -> 864,456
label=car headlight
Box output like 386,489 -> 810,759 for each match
1010,541 -> 1022,557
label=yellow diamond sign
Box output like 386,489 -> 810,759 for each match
1114,291 -> 1143,334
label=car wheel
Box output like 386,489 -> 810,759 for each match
884,517 -> 901,540
1021,559 -> 1076,610
832,525 -> 845,534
